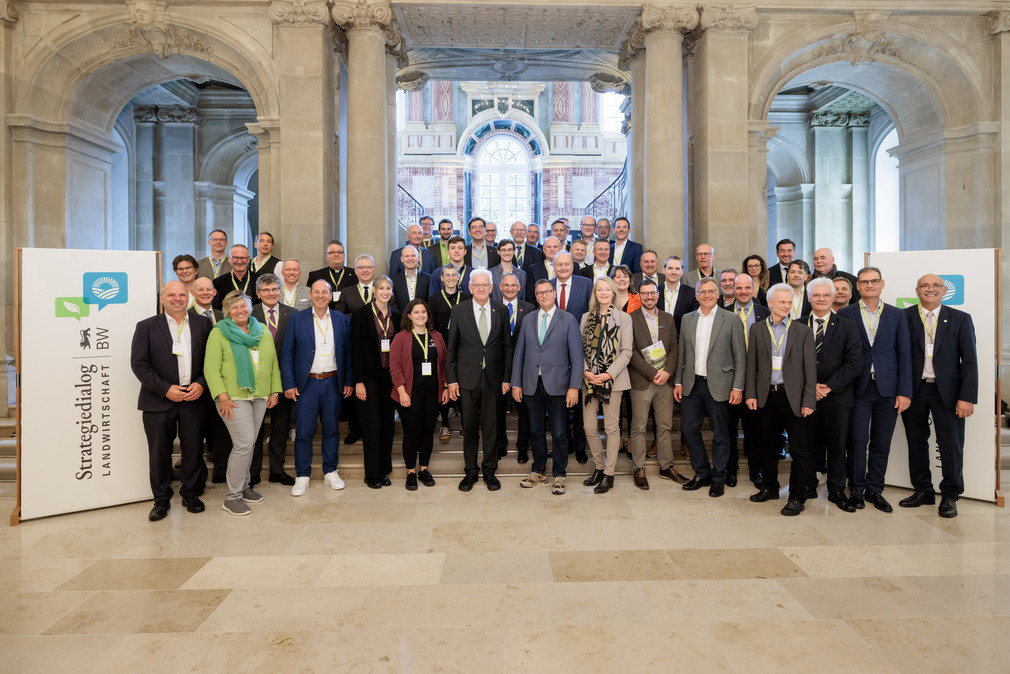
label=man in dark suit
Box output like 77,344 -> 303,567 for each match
550,219 -> 571,251
580,239 -> 614,281
745,283 -> 817,515
189,277 -> 222,323
632,249 -> 661,292
658,255 -> 699,332
691,243 -> 718,283
428,218 -> 456,268
131,280 -> 212,521
250,274 -> 296,487
524,236 -> 563,303
496,272 -> 536,463
334,254 -> 376,316
213,244 -> 259,310
510,220 -> 544,270
251,231 -> 283,276
801,277 -> 863,512
628,279 -> 684,488
188,276 -> 227,481
725,273 -> 770,487
899,273 -> 978,518
511,278 -> 583,495
786,260 -> 812,319
717,269 -> 738,309
767,238 -> 795,287
306,240 -> 358,310
389,223 -> 436,276
429,236 -> 472,296
812,248 -> 860,303
464,216 -> 500,269
552,251 -> 592,464
839,266 -> 912,512
281,279 -> 353,497
392,245 -> 431,312
447,268 -> 514,492
526,223 -> 542,249
608,217 -> 643,274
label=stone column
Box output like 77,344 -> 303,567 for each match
811,110 -> 851,263
849,112 -> 870,271
580,83 -> 598,126
987,8 -> 1010,385
332,0 -> 396,267
387,51 -> 399,250
640,4 -> 699,257
133,106 -> 157,251
629,55 -> 646,233
155,106 -> 198,258
747,122 -> 776,258
693,4 -> 758,265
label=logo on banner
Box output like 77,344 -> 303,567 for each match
56,272 -> 130,320
895,274 -> 964,309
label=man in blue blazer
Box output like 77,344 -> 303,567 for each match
838,267 -> 912,512
281,279 -> 353,497
551,251 -> 592,462
608,217 -> 643,274
388,224 -> 436,276
524,236 -> 563,303
391,245 -> 431,312
899,274 -> 978,518
512,279 -> 583,494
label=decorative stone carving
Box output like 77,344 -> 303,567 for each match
622,110 -> 631,136
847,111 -> 871,127
590,72 -> 630,95
331,0 -> 393,32
384,18 -> 408,67
396,70 -> 429,92
325,22 -> 349,59
640,4 -> 700,35
114,0 -> 212,59
985,8 -> 1010,34
491,51 -> 529,81
133,105 -> 158,123
156,106 -> 198,123
810,110 -> 871,128
1,1 -> 18,26
699,4 -> 758,33
617,20 -> 646,70
269,0 -> 329,26
813,10 -> 898,65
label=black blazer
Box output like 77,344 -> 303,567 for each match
903,305 -> 978,407
335,284 -> 372,316
465,244 -> 500,269
658,283 -> 700,332
131,313 -> 212,413
524,260 -> 553,303
251,303 -> 294,354
392,271 -> 431,313
306,266 -> 358,310
188,306 -> 223,324
212,270 -> 260,309
726,301 -> 771,330
768,263 -> 788,287
514,243 -> 544,269
502,299 -> 536,343
446,299 -> 513,390
578,262 -> 613,280
350,303 -> 401,384
799,312 -> 862,408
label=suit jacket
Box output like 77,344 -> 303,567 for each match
429,289 -> 468,340
490,264 -> 528,303
251,254 -> 283,277
580,309 -> 635,392
502,298 -> 536,344
197,256 -> 231,280
131,312 -> 212,413
797,312 -> 862,408
392,271 -> 431,312
280,284 -> 312,312
631,272 -> 662,293
514,243 -> 544,270
628,307 -> 678,390
579,262 -> 613,281
609,239 -> 643,274
789,290 -> 813,319
306,266 -> 358,310
510,308 -> 583,395
524,260 -> 554,302
251,303 -> 293,354
465,244 -> 500,269
189,306 -> 223,324
768,263 -> 788,287
674,307 -> 746,401
838,301 -> 913,399
813,267 -> 861,302
427,239 -> 452,268
903,305 -> 978,407
389,245 -> 436,277
552,275 -> 592,321
334,284 -> 373,316
745,317 -> 817,416
446,299 -> 513,390
726,301 -> 771,324
428,264 -> 473,297
212,270 -> 260,310
350,303 -> 401,383
280,308 -> 352,393
658,282 -> 700,333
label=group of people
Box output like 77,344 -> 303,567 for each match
130,216 -> 978,521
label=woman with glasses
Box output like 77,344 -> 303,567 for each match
741,255 -> 769,306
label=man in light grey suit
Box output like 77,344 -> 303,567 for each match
745,283 -> 817,516
673,278 -> 747,498
279,259 -> 311,312
511,280 -> 582,495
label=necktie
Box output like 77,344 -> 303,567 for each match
507,302 -> 515,333
478,305 -> 488,344
268,308 -> 277,339
516,246 -> 523,265
204,309 -> 215,325
925,312 -> 935,377
559,282 -> 567,311
815,318 -> 825,355
540,312 -> 548,344
362,286 -> 370,302
738,307 -> 749,348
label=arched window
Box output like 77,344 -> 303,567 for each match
476,136 -> 530,225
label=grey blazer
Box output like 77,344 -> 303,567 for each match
579,309 -> 634,393
280,284 -> 312,312
745,318 -> 817,416
674,307 -> 746,401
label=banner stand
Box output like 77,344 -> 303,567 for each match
10,248 -> 22,526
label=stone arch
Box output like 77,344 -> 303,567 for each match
200,128 -> 259,186
766,135 -> 810,186
457,109 -> 549,162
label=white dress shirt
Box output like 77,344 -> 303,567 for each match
309,310 -> 337,374
165,313 -> 192,386
693,308 -> 716,377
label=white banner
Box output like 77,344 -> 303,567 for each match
870,249 -> 998,502
19,248 -> 159,520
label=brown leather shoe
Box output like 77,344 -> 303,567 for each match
646,442 -> 657,458
680,442 -> 690,459
633,468 -> 650,490
658,466 -> 689,484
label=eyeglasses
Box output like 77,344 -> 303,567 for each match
535,289 -> 555,296
917,283 -> 945,290
639,291 -> 659,297
697,289 -> 719,296
857,278 -> 882,286
696,252 -> 712,257
356,265 -> 375,270
471,283 -> 492,288
260,287 -> 280,293
175,265 -> 195,272
231,256 -> 249,262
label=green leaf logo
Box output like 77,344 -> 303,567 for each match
55,297 -> 90,321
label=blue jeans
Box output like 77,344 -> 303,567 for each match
525,377 -> 570,477
293,376 -> 341,477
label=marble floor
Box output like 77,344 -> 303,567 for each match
1,469 -> 1009,674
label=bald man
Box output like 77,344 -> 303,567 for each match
389,223 -> 436,276
811,248 -> 859,303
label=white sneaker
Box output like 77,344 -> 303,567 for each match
324,471 -> 345,490
291,476 -> 309,497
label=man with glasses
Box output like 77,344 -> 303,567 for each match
693,243 -> 718,283
465,216 -> 500,269
495,273 -> 535,462
197,229 -> 231,279
839,267 -> 912,512
173,254 -> 199,306
307,240 -> 358,310
429,235 -> 472,296
511,220 -> 544,269
526,223 -> 542,250
212,244 -> 259,309
490,239 -> 527,302
419,215 -> 434,247
484,221 -> 499,246
333,254 -> 377,445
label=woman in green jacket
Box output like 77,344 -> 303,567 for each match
205,291 -> 282,516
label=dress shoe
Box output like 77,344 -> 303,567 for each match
364,477 -> 383,489
750,476 -> 763,490
269,472 -> 296,486
633,468 -> 649,490
725,473 -> 737,488
417,469 -> 436,487
593,475 -> 614,494
938,495 -> 958,518
181,495 -> 205,513
575,450 -> 589,464
381,476 -> 392,486
658,466 -> 689,484
899,491 -> 936,508
848,491 -> 865,509
682,475 -> 711,491
828,491 -> 857,513
780,497 -> 805,516
498,447 -> 508,459
405,472 -> 418,491
148,500 -> 170,521
646,441 -> 657,458
484,473 -> 501,491
583,469 -> 604,486
708,482 -> 725,498
458,473 -> 478,492
343,433 -> 361,445
749,488 -> 779,503
864,490 -> 893,513
516,450 -> 529,464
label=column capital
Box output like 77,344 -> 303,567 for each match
269,0 -> 330,27
985,8 -> 1010,34
589,72 -> 630,95
640,4 -> 699,35
331,0 -> 393,32
396,70 -> 429,92
810,110 -> 853,128
699,4 -> 758,34
617,20 -> 647,70
156,105 -> 198,123
1,2 -> 18,26
134,105 -> 158,123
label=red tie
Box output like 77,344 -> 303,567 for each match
559,282 -> 567,311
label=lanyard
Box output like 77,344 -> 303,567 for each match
859,301 -> 880,341
644,310 -> 659,342
372,303 -> 391,337
313,311 -> 331,342
737,303 -> 753,326
211,257 -> 223,278
173,315 -> 187,341
766,318 -> 789,355
283,286 -> 296,305
807,313 -> 828,334
918,305 -> 937,339
329,267 -> 346,290
265,307 -> 278,330
253,256 -> 269,272
442,290 -> 460,308
413,329 -> 430,360
231,272 -> 250,295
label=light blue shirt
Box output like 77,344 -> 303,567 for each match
768,317 -> 790,386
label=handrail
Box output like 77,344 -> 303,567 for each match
583,159 -> 627,221
396,184 -> 425,232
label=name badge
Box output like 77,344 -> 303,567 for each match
172,340 -> 184,356
250,348 -> 259,368
646,341 -> 666,360
771,355 -> 783,371
320,345 -> 332,358
926,343 -> 934,357
381,338 -> 391,352
332,290 -> 341,303
421,362 -> 433,376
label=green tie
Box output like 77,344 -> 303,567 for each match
479,305 -> 488,344
539,312 -> 548,344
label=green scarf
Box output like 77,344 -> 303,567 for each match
216,317 -> 264,393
